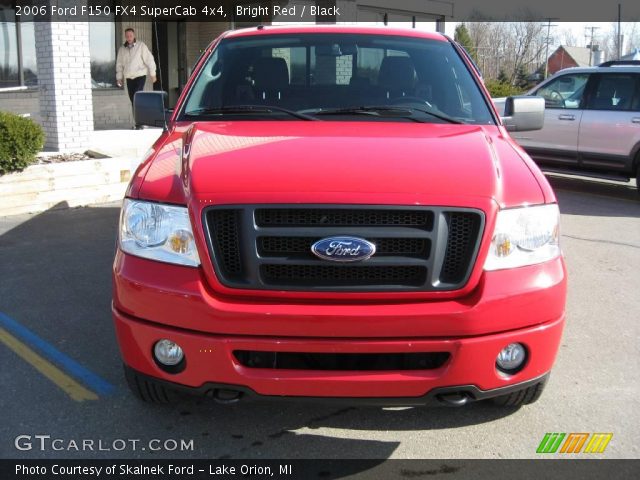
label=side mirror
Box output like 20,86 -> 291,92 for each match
134,91 -> 170,128
501,96 -> 545,132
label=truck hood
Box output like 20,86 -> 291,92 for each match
137,121 -> 544,207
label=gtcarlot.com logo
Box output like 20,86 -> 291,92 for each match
14,435 -> 194,452
537,433 -> 613,454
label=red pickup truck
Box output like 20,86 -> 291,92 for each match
113,25 -> 566,407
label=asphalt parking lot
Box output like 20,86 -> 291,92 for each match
0,175 -> 638,461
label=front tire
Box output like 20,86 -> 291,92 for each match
490,377 -> 547,407
124,365 -> 182,404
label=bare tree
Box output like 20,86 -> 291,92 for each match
465,21 -> 638,81
599,22 -> 640,61
467,22 -> 509,80
465,19 -> 546,83
559,28 -> 578,47
505,22 -> 546,84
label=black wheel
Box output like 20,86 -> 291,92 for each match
636,167 -> 640,196
124,365 -> 182,404
490,378 -> 547,407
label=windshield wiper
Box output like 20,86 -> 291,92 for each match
402,106 -> 466,124
313,105 -> 465,124
312,106 -> 424,122
184,105 -> 318,121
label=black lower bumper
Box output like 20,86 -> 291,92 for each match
124,365 -> 550,407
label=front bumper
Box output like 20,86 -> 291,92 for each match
113,306 -> 564,399
112,253 -> 566,400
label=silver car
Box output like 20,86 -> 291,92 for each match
494,61 -> 640,192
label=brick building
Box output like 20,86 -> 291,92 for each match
546,45 -> 593,76
0,0 -> 452,151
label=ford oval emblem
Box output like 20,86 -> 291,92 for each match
311,236 -> 376,262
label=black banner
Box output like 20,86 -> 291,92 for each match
2,459 -> 640,480
6,0 -> 640,22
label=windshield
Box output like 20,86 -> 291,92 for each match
180,33 -> 495,125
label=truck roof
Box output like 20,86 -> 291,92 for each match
223,24 -> 448,42
551,64 -> 640,75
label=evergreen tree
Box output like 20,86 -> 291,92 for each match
454,23 -> 477,63
514,64 -> 530,89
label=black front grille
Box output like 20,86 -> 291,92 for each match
234,350 -> 450,371
256,208 -> 433,229
440,213 -> 483,284
203,205 -> 484,292
261,264 -> 427,287
206,210 -> 243,278
258,236 -> 430,258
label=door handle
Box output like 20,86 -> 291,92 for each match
558,114 -> 575,121
632,117 -> 640,124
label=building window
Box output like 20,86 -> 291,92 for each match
20,22 -> 37,86
0,8 -> 19,87
0,7 -> 38,88
89,21 -> 116,88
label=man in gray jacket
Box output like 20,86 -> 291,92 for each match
116,28 -> 157,110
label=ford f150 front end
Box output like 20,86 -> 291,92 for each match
112,26 -> 566,407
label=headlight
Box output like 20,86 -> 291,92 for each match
119,199 -> 200,267
484,204 -> 560,271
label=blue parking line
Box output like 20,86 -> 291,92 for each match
0,311 -> 115,396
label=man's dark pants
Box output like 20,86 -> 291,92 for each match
126,75 -> 147,105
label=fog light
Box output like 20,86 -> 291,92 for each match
496,343 -> 526,373
154,339 -> 184,366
